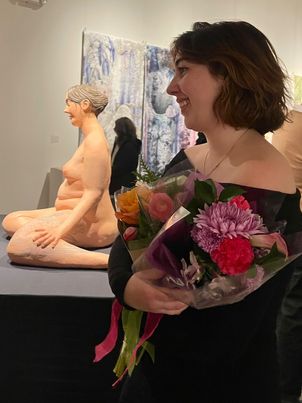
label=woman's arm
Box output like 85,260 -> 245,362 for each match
108,236 -> 188,315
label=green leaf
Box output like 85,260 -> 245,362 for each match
127,237 -> 152,250
113,308 -> 156,378
219,185 -> 245,202
133,341 -> 155,375
134,158 -> 161,184
185,198 -> 203,222
114,309 -> 144,377
246,265 -> 257,278
194,179 -> 217,204
254,243 -> 288,275
255,243 -> 285,266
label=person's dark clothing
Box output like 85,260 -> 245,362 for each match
109,137 -> 141,195
277,256 -> 302,403
108,156 -> 302,403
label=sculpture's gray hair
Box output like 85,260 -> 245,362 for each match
67,84 -> 108,116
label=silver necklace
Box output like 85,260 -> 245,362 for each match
203,128 -> 249,177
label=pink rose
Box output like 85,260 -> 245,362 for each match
148,192 -> 174,222
250,232 -> 288,257
123,226 -> 138,241
230,195 -> 250,210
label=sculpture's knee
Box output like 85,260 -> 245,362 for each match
2,212 -> 25,236
6,235 -> 34,265
2,213 -> 15,235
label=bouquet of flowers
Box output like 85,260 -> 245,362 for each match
94,168 -> 301,386
114,168 -> 193,262
133,172 -> 297,308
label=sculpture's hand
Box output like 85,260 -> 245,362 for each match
124,269 -> 188,315
33,227 -> 64,249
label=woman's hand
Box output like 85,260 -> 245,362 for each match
33,227 -> 64,249
124,269 -> 188,315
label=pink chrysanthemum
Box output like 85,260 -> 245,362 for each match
191,225 -> 221,254
191,201 -> 265,253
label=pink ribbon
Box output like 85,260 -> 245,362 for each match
94,298 -> 123,362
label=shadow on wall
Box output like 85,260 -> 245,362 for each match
37,168 -> 63,209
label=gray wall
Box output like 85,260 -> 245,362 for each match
0,0 -> 301,214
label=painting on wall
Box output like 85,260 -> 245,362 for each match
82,30 -> 145,148
143,45 -> 196,173
81,31 -> 196,173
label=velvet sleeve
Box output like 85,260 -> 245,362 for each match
108,235 -> 134,306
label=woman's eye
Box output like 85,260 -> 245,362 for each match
178,67 -> 188,76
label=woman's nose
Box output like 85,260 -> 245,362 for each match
166,76 -> 177,96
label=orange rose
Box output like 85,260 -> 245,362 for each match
115,188 -> 140,225
136,185 -> 152,209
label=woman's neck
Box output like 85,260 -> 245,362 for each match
204,124 -> 251,157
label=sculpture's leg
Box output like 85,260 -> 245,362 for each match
6,213 -> 110,269
2,207 -> 56,237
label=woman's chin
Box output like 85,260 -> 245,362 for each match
183,117 -> 199,132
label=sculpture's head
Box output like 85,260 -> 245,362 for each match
66,84 -> 108,117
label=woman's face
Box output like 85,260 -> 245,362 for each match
64,98 -> 84,128
167,57 -> 223,131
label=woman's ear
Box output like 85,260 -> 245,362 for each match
80,99 -> 91,112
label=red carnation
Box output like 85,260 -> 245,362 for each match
211,237 -> 254,275
230,195 -> 250,210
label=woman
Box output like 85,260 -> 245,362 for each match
108,22 -> 302,402
2,84 -> 118,269
109,117 -> 141,195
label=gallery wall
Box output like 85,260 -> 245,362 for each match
0,0 -> 301,214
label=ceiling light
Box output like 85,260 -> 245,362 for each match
9,0 -> 47,10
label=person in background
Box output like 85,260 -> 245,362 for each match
2,84 -> 118,269
273,109 -> 302,403
109,117 -> 142,196
108,21 -> 302,403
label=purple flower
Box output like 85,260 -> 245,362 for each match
191,201 -> 265,253
191,225 -> 221,254
165,252 -> 202,289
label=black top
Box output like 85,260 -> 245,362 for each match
109,137 -> 142,195
107,156 -> 302,403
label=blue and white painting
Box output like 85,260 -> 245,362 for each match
143,45 -> 196,173
82,30 -> 145,148
81,31 -> 196,171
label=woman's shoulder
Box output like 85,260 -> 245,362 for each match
184,144 -> 207,168
238,141 -> 296,194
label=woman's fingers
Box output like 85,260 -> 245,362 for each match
124,274 -> 188,314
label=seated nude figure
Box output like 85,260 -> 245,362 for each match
2,84 -> 118,269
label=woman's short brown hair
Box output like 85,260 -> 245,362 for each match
171,21 -> 289,134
